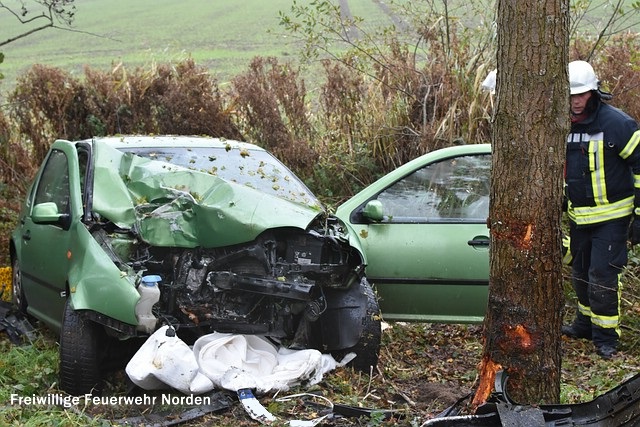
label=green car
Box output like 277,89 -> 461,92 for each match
335,143 -> 492,323
10,136 -> 381,395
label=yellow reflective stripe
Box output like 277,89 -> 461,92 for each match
577,302 -> 592,317
617,275 -> 622,337
635,174 -> 640,189
588,139 -> 596,171
620,130 -> 640,159
568,196 -> 634,225
562,235 -> 572,265
589,139 -> 608,204
578,275 -> 622,337
591,314 -> 619,329
617,274 -> 622,337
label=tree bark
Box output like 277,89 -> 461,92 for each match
473,0 -> 570,406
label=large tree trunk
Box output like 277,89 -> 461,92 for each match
472,0 -> 570,406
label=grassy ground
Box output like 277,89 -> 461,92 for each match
0,262 -> 639,426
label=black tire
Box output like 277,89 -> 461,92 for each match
59,300 -> 104,395
344,278 -> 382,373
11,258 -> 27,314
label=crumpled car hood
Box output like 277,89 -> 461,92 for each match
90,141 -> 324,248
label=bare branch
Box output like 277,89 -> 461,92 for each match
0,23 -> 53,47
0,0 -> 77,48
0,2 -> 50,25
587,0 -> 624,61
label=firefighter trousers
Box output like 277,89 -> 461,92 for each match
569,217 -> 629,348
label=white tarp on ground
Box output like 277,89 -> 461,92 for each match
125,326 -> 354,395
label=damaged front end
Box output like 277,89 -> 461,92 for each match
72,138 -> 379,370
106,219 -> 365,346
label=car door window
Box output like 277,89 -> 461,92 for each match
78,149 -> 88,198
77,147 -> 91,217
33,149 -> 70,214
376,154 -> 491,223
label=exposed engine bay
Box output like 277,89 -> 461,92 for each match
95,216 -> 367,351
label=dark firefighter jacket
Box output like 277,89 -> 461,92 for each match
566,97 -> 640,226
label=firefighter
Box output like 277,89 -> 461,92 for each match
562,60 -> 640,359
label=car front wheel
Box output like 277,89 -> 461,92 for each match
320,277 -> 382,373
11,258 -> 27,314
59,300 -> 104,395
344,278 -> 382,372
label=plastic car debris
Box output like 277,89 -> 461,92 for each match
0,301 -> 35,344
238,388 -> 277,424
422,370 -> 640,426
135,275 -> 161,333
107,390 -> 235,426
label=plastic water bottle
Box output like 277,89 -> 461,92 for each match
136,275 -> 161,333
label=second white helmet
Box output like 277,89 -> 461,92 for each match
569,60 -> 599,95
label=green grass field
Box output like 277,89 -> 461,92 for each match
0,0 -> 398,91
1,0 -> 636,93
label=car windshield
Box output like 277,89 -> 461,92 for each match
121,146 -> 319,207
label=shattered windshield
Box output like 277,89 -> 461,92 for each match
120,146 -> 319,207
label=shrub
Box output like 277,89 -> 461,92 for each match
231,56 -> 317,179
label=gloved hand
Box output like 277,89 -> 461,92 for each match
630,216 -> 640,245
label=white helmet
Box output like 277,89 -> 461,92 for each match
569,60 -> 598,95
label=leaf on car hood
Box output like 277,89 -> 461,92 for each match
91,141 -> 323,248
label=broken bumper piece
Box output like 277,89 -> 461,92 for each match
423,370 -> 640,426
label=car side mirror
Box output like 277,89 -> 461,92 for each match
32,202 -> 71,229
362,200 -> 384,222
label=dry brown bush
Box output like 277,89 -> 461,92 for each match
312,59 -> 380,199
306,27 -> 495,203
8,65 -> 80,165
7,59 -> 242,154
0,109 -> 32,265
596,34 -> 640,121
86,59 -> 243,138
0,132 -> 33,195
230,56 -> 317,180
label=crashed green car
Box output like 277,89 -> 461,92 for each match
10,135 -> 381,395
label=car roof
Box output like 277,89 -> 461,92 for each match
84,135 -> 266,151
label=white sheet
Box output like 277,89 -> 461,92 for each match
125,326 -> 354,395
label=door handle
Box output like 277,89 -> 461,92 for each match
22,230 -> 31,241
468,237 -> 489,247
